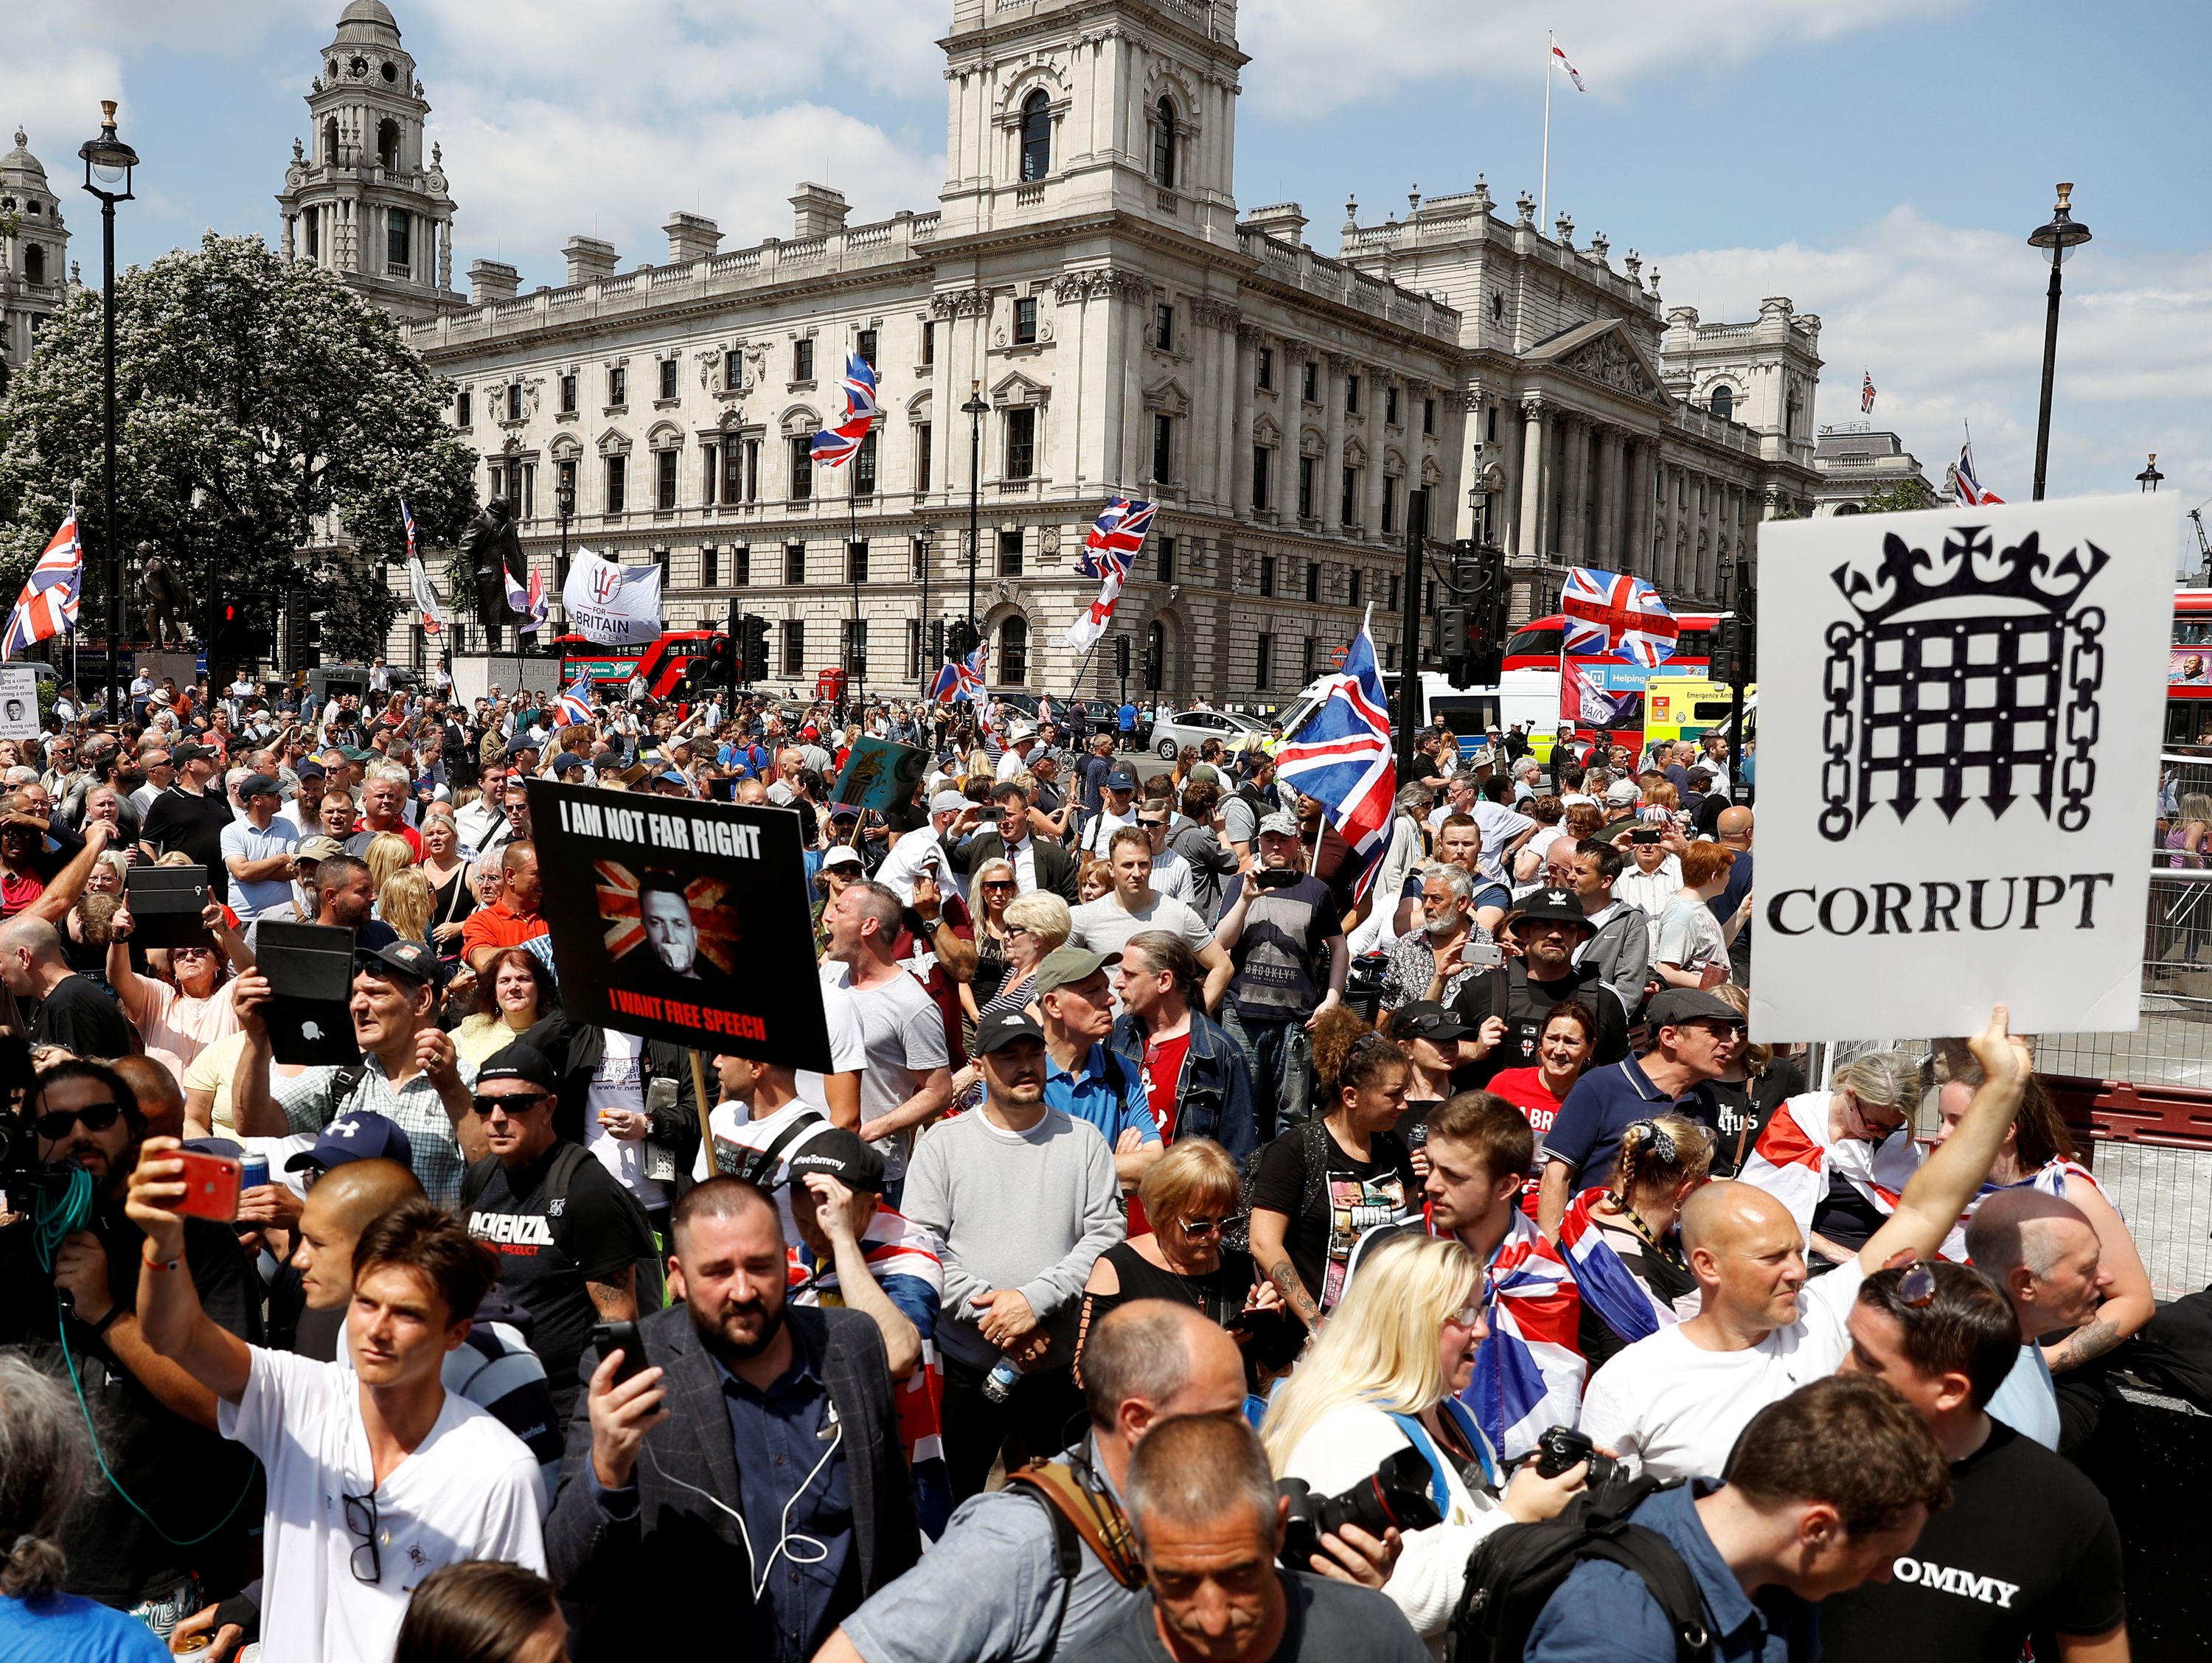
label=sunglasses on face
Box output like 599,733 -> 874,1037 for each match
36,1101 -> 123,1140
469,1090 -> 551,1117
1178,1215 -> 1228,1238
981,880 -> 1016,892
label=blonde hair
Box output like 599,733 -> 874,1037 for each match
362,830 -> 416,892
378,868 -> 434,944
1136,1139 -> 1240,1228
1002,890 -> 1071,953
1613,1112 -> 1714,1207
1260,1234 -> 1479,1470
1834,1049 -> 1921,1114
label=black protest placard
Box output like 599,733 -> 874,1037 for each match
525,780 -> 832,1071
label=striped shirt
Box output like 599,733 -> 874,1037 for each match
274,1050 -> 481,1210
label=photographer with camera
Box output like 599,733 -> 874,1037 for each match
1260,1233 -> 1589,1653
0,1058 -> 261,1636
1085,1413 -> 1427,1663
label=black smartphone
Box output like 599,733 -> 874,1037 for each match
591,1320 -> 647,1387
1630,826 -> 1662,846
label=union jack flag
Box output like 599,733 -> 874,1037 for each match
809,351 -> 879,469
1463,1211 -> 1586,1462
1560,565 -> 1680,668
1862,369 -> 1877,415
1954,441 -> 2003,506
553,674 -> 596,728
929,641 -> 987,704
1273,608 -> 1396,903
1559,1187 -> 1683,1349
1,507 -> 83,660
1079,496 -> 1156,580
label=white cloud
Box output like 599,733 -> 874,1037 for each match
1237,0 -> 1962,115
1656,206 -> 2212,531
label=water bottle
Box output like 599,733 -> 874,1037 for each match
237,1153 -> 270,1194
981,1356 -> 1023,1404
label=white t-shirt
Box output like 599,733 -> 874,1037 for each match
220,1348 -> 546,1663
584,1027 -> 666,1210
695,1096 -> 841,1238
1579,1258 -> 1866,1483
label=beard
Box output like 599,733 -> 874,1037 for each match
695,1294 -> 787,1364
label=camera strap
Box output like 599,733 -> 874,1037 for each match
1004,1462 -> 1147,1591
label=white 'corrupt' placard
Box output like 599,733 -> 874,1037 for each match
1750,492 -> 2177,1042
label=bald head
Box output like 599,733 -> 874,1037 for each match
1680,1178 -> 1792,1255
310,1157 -> 426,1234
1716,806 -> 1753,843
110,1056 -> 184,1140
1965,1187 -> 2092,1280
1082,1301 -> 1246,1439
0,916 -> 63,969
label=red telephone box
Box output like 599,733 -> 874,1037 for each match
814,666 -> 847,702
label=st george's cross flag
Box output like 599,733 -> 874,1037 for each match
1,507 -> 83,660
1550,35 -> 1586,92
402,500 -> 446,635
1080,497 -> 1157,581
1063,568 -> 1125,653
1560,565 -> 1680,668
810,352 -> 879,469
1735,1091 -> 1922,1247
1273,607 -> 1397,902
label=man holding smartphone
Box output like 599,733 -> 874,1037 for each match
1446,888 -> 1630,1086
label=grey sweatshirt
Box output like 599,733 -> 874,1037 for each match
900,1106 -> 1124,1370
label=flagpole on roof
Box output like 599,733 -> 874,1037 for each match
1540,29 -> 1554,232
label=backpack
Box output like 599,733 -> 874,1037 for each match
1445,1476 -> 1713,1663
462,1142 -> 668,1311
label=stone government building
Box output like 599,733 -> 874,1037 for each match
287,0 -> 1822,705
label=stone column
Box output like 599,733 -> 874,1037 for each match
1562,414 -> 1590,563
1517,397 -> 1548,563
1593,427 -> 1620,567
1322,353 -> 1352,536
1621,440 -> 1647,574
1231,324 -> 1259,521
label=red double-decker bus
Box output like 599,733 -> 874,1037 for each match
1500,611 -> 1730,675
555,630 -> 720,702
2166,590 -> 2212,750
1498,609 -> 1731,757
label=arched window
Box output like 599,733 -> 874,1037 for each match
1152,98 -> 1176,189
1709,385 -> 1733,422
377,119 -> 400,172
23,245 -> 44,286
1000,616 -> 1029,685
1020,91 -> 1051,183
322,116 -> 340,164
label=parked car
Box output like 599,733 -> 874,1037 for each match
1150,708 -> 1271,760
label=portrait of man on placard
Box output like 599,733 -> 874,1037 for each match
596,859 -> 740,987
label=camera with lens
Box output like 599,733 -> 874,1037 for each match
1531,1426 -> 1627,1495
1277,1448 -> 1442,1569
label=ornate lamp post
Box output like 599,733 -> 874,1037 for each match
963,383 -> 990,641
78,100 -> 137,718
2027,184 -> 2092,502
554,469 -> 575,652
916,522 -> 934,684
2136,454 -> 2164,494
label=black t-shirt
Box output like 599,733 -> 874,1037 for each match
31,973 -> 133,1059
1086,1569 -> 1428,1663
1817,1420 -> 2126,1663
139,783 -> 235,892
1250,1120 -> 1419,1316
1449,961 -> 1629,1085
1222,872 -> 1342,1024
463,1142 -> 656,1420
0,1199 -> 261,1601
1705,1055 -> 1807,1178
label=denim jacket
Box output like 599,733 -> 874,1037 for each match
1107,1008 -> 1260,1160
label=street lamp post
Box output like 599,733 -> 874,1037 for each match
2136,454 -> 2164,494
554,471 -> 575,655
79,100 -> 136,720
2027,183 -> 2092,503
963,383 -> 989,639
916,522 -> 935,686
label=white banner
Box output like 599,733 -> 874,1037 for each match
0,666 -> 38,741
560,548 -> 663,646
1749,493 -> 2177,1042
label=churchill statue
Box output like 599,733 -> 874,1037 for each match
459,496 -> 526,630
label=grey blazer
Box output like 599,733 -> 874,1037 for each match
545,1301 -> 919,1636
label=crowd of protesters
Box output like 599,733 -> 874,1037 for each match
0,663 -> 2149,1663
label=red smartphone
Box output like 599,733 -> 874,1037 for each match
172,1151 -> 242,1223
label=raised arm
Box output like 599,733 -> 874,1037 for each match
1860,1005 -> 2029,1272
123,1137 -> 254,1404
21,819 -> 114,928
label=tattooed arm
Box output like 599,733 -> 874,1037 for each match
1249,1208 -> 1321,1331
2045,1315 -> 2122,1376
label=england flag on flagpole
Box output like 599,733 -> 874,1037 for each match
1,506 -> 83,660
1273,607 -> 1397,902
402,499 -> 445,635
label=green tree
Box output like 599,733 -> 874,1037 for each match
1858,478 -> 1936,515
0,231 -> 476,665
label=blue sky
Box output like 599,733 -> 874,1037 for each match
8,0 -> 2208,541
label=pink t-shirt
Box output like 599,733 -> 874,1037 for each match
136,977 -> 242,1083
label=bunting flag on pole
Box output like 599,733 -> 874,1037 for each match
1550,35 -> 1586,91
1079,497 -> 1156,580
1560,565 -> 1680,667
1062,568 -> 1125,652
1861,369 -> 1877,415
809,352 -> 880,468
553,674 -> 596,728
505,565 -> 549,634
1,506 -> 83,660
1953,442 -> 2003,506
1273,607 -> 1397,903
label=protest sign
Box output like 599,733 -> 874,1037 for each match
1750,493 -> 2176,1042
0,667 -> 38,742
525,780 -> 832,1070
832,736 -> 928,812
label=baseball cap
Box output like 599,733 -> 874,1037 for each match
294,760 -> 327,781
1605,778 -> 1642,805
1390,1001 -> 1473,1044
285,1110 -> 417,1175
1104,767 -> 1137,792
1256,810 -> 1301,840
1033,946 -> 1121,997
549,752 -> 585,777
1644,988 -> 1749,1029
172,742 -> 216,764
821,845 -> 865,871
236,772 -> 282,801
1510,887 -> 1593,929
356,936 -> 442,988
975,1008 -> 1047,1054
785,1128 -> 886,1196
295,834 -> 345,865
476,1041 -> 562,1092
929,789 -> 968,815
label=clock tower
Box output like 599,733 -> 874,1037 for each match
275,0 -> 461,320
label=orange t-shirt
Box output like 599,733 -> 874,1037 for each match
459,901 -> 546,963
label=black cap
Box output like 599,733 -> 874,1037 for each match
1644,989 -> 1748,1029
295,760 -> 327,781
476,1040 -> 561,1092
1509,887 -> 1591,930
356,936 -> 442,988
172,742 -> 217,763
1390,1001 -> 1473,1044
785,1129 -> 886,1195
236,772 -> 282,801
975,1008 -> 1046,1055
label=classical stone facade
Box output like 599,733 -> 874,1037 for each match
307,0 -> 1821,704
1811,423 -> 1941,516
0,129 -> 72,375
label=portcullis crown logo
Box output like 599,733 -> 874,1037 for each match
1820,526 -> 2108,843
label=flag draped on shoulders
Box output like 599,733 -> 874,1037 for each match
1,507 -> 82,660
1559,1188 -> 1685,1348
1461,1212 -> 1585,1462
1273,607 -> 1397,902
1736,1090 -> 1922,1246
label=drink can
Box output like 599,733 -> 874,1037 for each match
237,1153 -> 271,1193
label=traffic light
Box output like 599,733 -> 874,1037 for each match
948,618 -> 979,659
740,614 -> 768,683
703,631 -> 734,686
1115,635 -> 1132,680
1439,539 -> 1507,689
928,618 -> 946,669
1144,631 -> 1163,691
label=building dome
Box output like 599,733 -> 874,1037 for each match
333,0 -> 402,46
1,129 -> 49,186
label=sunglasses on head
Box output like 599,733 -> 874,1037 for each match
1896,1259 -> 1938,1308
36,1101 -> 123,1140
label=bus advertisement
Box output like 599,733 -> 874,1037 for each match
554,630 -> 720,702
2165,589 -> 2212,751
